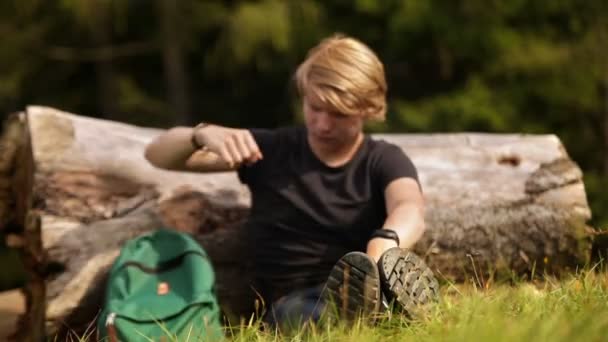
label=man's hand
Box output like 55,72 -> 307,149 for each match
193,125 -> 263,167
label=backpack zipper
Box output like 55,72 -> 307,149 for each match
117,251 -> 207,274
105,312 -> 118,342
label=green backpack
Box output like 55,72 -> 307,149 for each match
97,229 -> 223,341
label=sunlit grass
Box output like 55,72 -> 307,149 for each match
65,266 -> 608,342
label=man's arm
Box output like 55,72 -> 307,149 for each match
366,177 -> 425,262
144,124 -> 262,172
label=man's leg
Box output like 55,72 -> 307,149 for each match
264,285 -> 326,331
323,252 -> 382,321
324,249 -> 439,322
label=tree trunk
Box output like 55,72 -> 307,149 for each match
0,106 -> 593,340
604,71 -> 608,176
157,0 -> 192,125
0,113 -> 26,231
91,0 -> 119,119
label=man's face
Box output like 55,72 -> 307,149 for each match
303,95 -> 364,149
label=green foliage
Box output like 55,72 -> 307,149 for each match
207,0 -> 291,71
390,78 -> 514,132
585,172 -> 608,230
0,240 -> 25,291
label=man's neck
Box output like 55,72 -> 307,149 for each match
308,133 -> 364,168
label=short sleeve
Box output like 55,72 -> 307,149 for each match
237,128 -> 276,185
374,143 -> 421,192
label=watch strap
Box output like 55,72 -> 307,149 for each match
369,229 -> 400,246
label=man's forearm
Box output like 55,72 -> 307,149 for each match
366,203 -> 425,261
382,203 -> 425,248
144,126 -> 198,170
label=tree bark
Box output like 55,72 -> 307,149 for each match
0,106 -> 593,339
0,113 -> 26,231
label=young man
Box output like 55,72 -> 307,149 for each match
145,34 -> 438,326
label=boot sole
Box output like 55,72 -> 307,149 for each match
324,252 -> 381,321
378,248 -> 439,316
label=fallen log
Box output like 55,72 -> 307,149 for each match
0,106 -> 593,340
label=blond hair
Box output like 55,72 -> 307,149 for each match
295,34 -> 387,121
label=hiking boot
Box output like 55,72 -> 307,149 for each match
378,247 -> 439,317
323,252 -> 382,322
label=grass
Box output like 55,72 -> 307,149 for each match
66,266 -> 608,342
226,268 -> 608,342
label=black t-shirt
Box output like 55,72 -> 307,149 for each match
237,126 -> 419,301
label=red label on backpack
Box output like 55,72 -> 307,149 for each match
157,282 -> 170,295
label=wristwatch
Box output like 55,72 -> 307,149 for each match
369,229 -> 400,246
191,122 -> 210,150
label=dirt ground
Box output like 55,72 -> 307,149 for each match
0,290 -> 24,341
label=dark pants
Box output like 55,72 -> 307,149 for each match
263,284 -> 327,330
